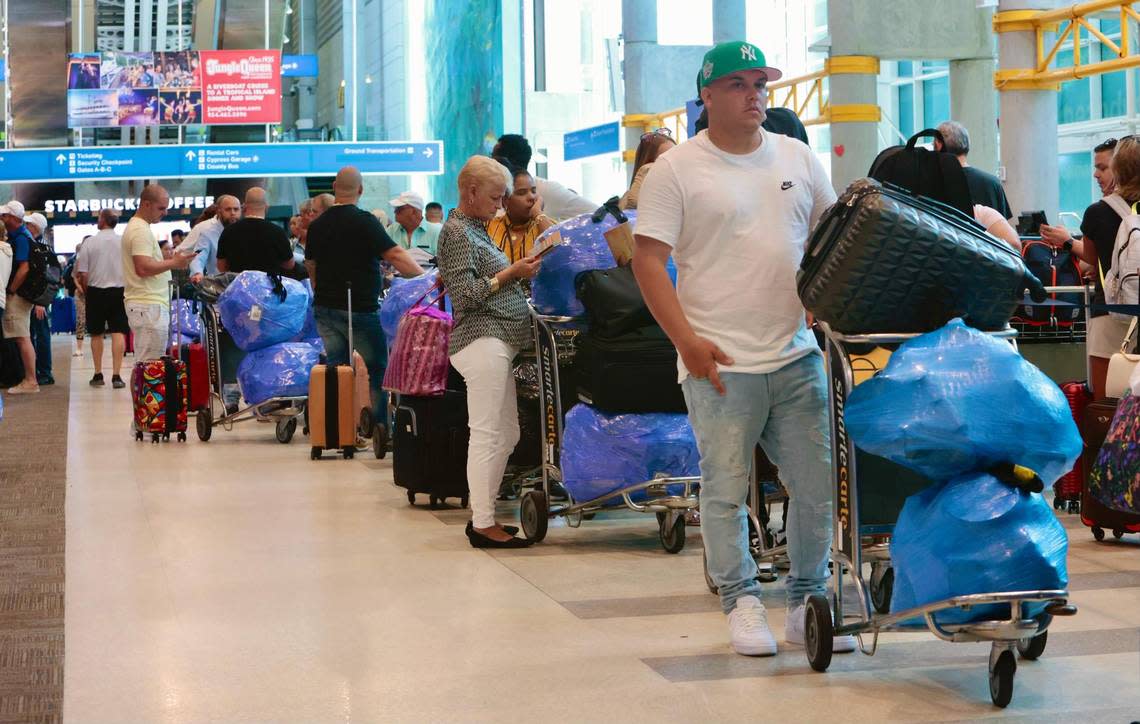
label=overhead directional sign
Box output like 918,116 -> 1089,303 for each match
563,121 -> 620,161
0,141 -> 444,183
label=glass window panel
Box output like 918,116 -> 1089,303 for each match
898,84 -> 914,139
1059,151 -> 1093,217
897,60 -> 913,77
1100,17 -> 1121,36
922,75 -> 949,128
1102,69 -> 1127,118
1056,50 -> 1091,123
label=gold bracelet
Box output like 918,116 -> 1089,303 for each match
488,276 -> 500,294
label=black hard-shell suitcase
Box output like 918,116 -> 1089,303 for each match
798,178 -> 1046,334
576,326 -> 686,413
393,391 -> 470,508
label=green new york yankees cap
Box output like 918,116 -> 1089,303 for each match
696,41 -> 782,96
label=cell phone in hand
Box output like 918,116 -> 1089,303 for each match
532,230 -> 563,259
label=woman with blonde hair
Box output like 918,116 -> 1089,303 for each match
437,155 -> 542,548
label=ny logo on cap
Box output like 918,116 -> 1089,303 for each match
741,44 -> 757,61
702,60 -> 714,80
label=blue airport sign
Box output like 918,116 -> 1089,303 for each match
563,121 -> 620,161
281,54 -> 319,77
0,141 -> 444,184
0,59 -> 6,82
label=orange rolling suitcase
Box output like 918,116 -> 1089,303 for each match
308,284 -> 359,460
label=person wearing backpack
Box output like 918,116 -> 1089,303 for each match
0,200 -> 40,394
1056,136 -> 1140,399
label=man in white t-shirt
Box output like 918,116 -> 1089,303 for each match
633,41 -> 853,658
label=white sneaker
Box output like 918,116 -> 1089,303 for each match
727,596 -> 778,656
785,601 -> 857,653
8,381 -> 40,395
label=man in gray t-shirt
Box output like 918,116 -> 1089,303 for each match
76,209 -> 129,387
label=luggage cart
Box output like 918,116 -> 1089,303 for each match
804,322 -> 1076,708
194,302 -> 308,444
518,310 -> 701,553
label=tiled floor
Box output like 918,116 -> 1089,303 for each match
62,352 -> 1140,722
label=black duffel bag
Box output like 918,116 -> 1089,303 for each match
575,265 -> 656,339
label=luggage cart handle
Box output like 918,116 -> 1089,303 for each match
818,321 -> 1017,346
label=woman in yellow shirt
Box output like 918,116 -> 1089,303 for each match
486,166 -> 556,263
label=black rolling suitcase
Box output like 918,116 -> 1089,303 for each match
798,178 -> 1046,334
576,325 -> 686,413
393,390 -> 470,508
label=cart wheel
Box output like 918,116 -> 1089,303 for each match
660,513 -> 686,554
870,564 -> 894,615
655,511 -> 666,526
310,446 -> 321,461
275,418 -> 297,444
1093,526 -> 1106,541
989,648 -> 1016,708
1113,528 -> 1125,540
196,411 -> 212,441
805,594 -> 834,673
520,490 -> 549,543
1016,630 -> 1047,661
407,491 -> 416,505
373,424 -> 388,460
461,496 -> 469,509
702,547 -> 718,594
177,432 -> 186,443
359,407 -> 373,437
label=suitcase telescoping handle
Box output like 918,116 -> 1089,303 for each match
345,281 -> 353,365
170,279 -> 181,355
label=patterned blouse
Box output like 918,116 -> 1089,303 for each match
438,209 -> 532,355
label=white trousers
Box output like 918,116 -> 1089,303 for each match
450,337 -> 520,529
126,302 -> 170,362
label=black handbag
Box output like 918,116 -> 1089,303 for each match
575,265 -> 656,338
798,178 -> 1046,334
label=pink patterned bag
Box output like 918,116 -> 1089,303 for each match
382,284 -> 453,396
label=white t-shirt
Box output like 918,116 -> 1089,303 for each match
536,177 -> 597,221
636,129 -> 837,380
76,227 -> 124,289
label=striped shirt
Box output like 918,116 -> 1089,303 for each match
485,214 -> 552,263
438,210 -> 531,355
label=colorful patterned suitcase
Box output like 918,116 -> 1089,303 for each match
131,356 -> 189,442
1085,392 -> 1140,541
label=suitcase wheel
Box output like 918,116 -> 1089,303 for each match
177,432 -> 186,443
342,447 -> 355,460
461,496 -> 469,509
152,434 -> 160,444
429,495 -> 440,510
1092,526 -> 1106,541
310,446 -> 321,461
135,431 -> 143,442
1113,528 -> 1125,540
407,491 -> 416,505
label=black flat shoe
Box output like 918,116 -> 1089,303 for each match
465,521 -> 519,537
465,523 -> 532,549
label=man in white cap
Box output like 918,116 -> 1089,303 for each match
386,190 -> 440,262
23,212 -> 55,386
0,200 -> 40,393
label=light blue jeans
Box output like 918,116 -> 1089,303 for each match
683,353 -> 833,614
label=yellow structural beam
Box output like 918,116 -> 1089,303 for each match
993,0 -> 1140,90
618,56 -> 880,160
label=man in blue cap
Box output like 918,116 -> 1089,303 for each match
633,41 -> 854,657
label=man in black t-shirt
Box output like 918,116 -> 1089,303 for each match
304,166 -> 424,437
934,120 -> 1013,220
216,187 -> 297,276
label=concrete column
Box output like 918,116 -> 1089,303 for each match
950,57 -> 998,175
827,70 -> 879,190
622,0 -> 657,166
712,0 -> 746,44
998,0 -> 1061,220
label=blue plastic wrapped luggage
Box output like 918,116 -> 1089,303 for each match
170,299 -> 202,340
531,211 -> 632,317
845,319 -> 1081,484
168,332 -> 196,351
236,342 -> 321,405
380,270 -> 450,346
290,280 -> 319,344
560,404 -> 698,505
889,472 -> 1068,624
218,271 -> 311,352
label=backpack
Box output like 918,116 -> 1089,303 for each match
1102,194 -> 1140,322
16,238 -> 62,307
1018,240 -> 1083,325
63,254 -> 77,296
868,128 -> 975,219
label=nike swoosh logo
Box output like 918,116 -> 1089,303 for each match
781,181 -> 794,190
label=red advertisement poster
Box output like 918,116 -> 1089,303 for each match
199,50 -> 281,124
